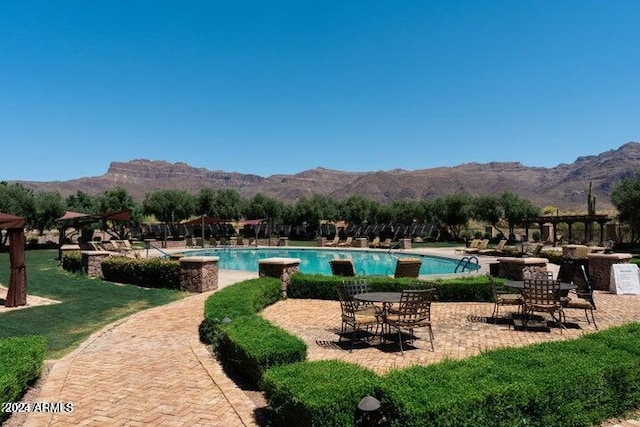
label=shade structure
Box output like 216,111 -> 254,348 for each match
0,213 -> 27,308
181,215 -> 228,226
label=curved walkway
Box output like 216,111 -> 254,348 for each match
23,270 -> 260,427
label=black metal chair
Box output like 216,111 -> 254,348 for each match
336,282 -> 380,352
488,274 -> 522,325
384,289 -> 435,354
521,277 -> 565,333
563,265 -> 598,329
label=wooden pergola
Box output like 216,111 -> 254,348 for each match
522,214 -> 611,246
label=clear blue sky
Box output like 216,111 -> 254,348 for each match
1,1 -> 638,182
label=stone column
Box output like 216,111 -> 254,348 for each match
81,251 -> 112,278
398,238 -> 412,249
179,256 -> 219,293
353,238 -> 368,248
587,253 -> 633,291
316,237 -> 326,247
258,257 -> 301,297
497,256 -> 548,280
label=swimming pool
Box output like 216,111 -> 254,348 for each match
179,247 -> 473,276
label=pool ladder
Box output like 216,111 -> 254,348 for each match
455,256 -> 479,273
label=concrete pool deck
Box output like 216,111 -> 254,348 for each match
13,246 -> 640,427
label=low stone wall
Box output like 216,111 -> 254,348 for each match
81,251 -> 112,278
587,253 -> 633,291
258,257 -> 301,297
179,256 -> 219,293
497,257 -> 548,280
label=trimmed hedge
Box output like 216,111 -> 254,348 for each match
287,273 -> 495,302
202,278 -> 307,386
100,257 -> 181,289
61,250 -> 83,273
261,324 -> 640,426
0,335 -> 47,419
218,315 -> 307,386
378,323 -> 640,427
262,360 -> 381,427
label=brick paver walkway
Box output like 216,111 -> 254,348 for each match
23,270 -> 260,427
15,248 -> 640,426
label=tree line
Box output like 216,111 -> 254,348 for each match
1,174 -> 639,242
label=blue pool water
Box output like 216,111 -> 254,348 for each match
179,248 -> 471,276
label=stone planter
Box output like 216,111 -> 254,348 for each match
258,257 -> 301,297
587,253 -> 633,290
179,256 -> 219,293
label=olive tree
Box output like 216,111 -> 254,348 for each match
97,187 -> 143,239
32,191 -> 65,234
143,189 -> 196,237
197,188 -> 243,220
611,174 -> 640,243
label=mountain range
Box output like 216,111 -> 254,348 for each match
12,142 -> 640,211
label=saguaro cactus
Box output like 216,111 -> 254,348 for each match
588,181 -> 596,216
587,181 -> 596,241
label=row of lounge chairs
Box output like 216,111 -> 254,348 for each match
460,239 -> 544,257
84,240 -> 139,258
323,236 -> 394,249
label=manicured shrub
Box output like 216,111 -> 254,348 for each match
0,335 -> 47,421
217,315 -> 307,386
101,257 -> 180,289
203,277 -> 282,321
378,325 -> 640,427
287,273 -> 495,302
202,277 -> 306,386
262,360 -> 381,427
61,250 -> 82,273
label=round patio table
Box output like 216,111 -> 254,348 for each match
505,281 -> 576,291
354,292 -> 402,337
354,292 -> 402,305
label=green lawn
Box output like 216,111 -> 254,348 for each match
0,250 -> 189,359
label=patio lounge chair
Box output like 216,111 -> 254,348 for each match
369,236 -> 381,248
323,236 -> 339,247
465,239 -> 489,254
338,236 -> 353,247
378,238 -> 392,249
394,258 -> 422,279
479,239 -> 507,255
455,238 -> 479,254
526,243 -> 544,257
